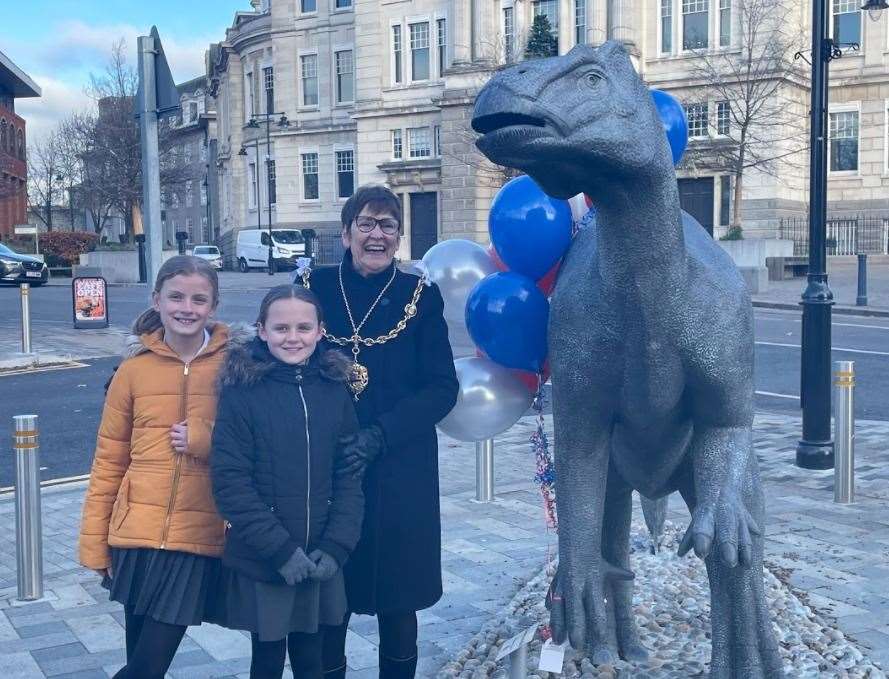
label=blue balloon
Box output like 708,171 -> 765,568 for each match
650,89 -> 688,166
466,272 -> 549,373
489,175 -> 573,281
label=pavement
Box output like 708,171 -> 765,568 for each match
1,413 -> 889,678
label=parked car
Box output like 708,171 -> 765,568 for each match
191,245 -> 223,270
0,243 -> 48,286
236,228 -> 306,273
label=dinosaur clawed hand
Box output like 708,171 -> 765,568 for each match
548,559 -> 634,664
678,492 -> 761,568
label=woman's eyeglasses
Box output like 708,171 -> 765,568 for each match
354,216 -> 400,235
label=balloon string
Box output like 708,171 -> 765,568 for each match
531,382 -> 557,532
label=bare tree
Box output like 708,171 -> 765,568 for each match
27,132 -> 67,231
684,0 -> 807,232
60,112 -> 117,234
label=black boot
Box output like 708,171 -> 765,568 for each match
323,658 -> 347,679
378,652 -> 417,679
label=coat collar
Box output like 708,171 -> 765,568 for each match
123,321 -> 254,361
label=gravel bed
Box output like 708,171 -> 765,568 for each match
436,521 -> 886,678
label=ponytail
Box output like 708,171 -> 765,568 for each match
131,308 -> 163,335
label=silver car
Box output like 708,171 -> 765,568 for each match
191,245 -> 224,270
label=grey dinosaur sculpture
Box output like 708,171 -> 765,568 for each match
471,42 -> 783,678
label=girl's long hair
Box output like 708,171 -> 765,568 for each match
132,255 -> 220,335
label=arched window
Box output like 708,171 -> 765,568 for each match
16,129 -> 24,159
0,120 -> 7,154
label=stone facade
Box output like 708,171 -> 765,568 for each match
209,0 -> 889,260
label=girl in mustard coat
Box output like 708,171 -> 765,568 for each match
78,255 -> 249,679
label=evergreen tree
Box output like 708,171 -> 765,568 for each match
524,15 -> 558,59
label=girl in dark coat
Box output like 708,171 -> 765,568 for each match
304,185 -> 459,679
211,285 -> 364,679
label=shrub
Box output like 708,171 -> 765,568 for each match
39,231 -> 100,267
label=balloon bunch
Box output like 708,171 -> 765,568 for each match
428,88 -> 688,443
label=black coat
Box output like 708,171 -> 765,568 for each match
210,340 -> 363,583
309,251 -> 459,614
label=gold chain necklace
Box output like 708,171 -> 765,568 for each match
300,263 -> 425,400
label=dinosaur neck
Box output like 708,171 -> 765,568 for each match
592,173 -> 687,295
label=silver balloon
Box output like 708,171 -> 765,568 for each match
421,239 -> 497,325
438,357 -> 534,442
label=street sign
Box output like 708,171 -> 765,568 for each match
134,26 -> 181,119
14,226 -> 37,235
72,277 -> 109,329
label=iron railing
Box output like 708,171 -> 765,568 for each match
779,215 -> 889,257
306,232 -> 345,266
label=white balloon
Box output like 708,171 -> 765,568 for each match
438,357 -> 534,442
421,240 -> 497,325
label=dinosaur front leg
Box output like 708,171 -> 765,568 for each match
549,399 -> 631,664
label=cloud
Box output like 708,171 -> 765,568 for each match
15,76 -> 93,146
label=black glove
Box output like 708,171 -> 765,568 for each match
338,425 -> 385,477
277,547 -> 314,586
308,549 -> 338,581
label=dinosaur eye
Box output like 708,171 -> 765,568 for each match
584,72 -> 602,87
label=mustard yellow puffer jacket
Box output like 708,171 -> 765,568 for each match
79,322 -> 252,570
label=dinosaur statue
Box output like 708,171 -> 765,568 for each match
471,42 -> 783,678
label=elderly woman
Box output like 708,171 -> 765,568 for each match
304,184 -> 458,679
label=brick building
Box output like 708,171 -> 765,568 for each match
0,50 -> 40,241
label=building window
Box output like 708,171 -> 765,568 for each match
160,188 -> 167,209
720,175 -> 732,225
186,180 -> 194,207
393,25 -> 403,84
0,121 -> 6,152
200,141 -> 208,163
434,125 -> 441,156
392,129 -> 403,159
719,0 -> 731,47
249,162 -> 258,209
263,66 -> 275,113
267,160 -> 277,206
408,127 -> 432,158
683,0 -> 708,49
184,143 -> 192,165
716,101 -> 731,135
685,103 -> 709,138
437,19 -> 448,77
832,0 -> 861,46
245,71 -> 255,118
201,216 -> 209,243
200,182 -> 208,206
302,153 -> 319,200
575,0 -> 586,44
301,55 -> 319,106
829,110 -> 859,172
661,0 -> 672,53
533,0 -> 560,37
503,7 -> 515,62
409,22 -> 431,81
189,102 -> 198,122
335,0 -> 352,9
172,190 -> 180,209
336,150 -> 355,198
335,50 -> 354,104
301,0 -> 316,12
186,217 -> 195,241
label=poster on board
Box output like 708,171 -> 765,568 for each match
72,277 -> 109,329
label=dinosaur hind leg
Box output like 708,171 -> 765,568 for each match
677,461 -> 784,678
600,466 -> 648,663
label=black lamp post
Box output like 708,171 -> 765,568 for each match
241,113 -> 290,275
796,0 -> 884,469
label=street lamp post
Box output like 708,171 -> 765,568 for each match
240,113 -> 290,275
796,0 -> 885,469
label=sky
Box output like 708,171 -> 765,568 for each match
0,0 -> 250,144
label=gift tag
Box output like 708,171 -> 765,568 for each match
495,625 -> 538,661
537,639 -> 568,674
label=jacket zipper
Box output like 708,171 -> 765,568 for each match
161,361 -> 190,549
297,379 -> 311,548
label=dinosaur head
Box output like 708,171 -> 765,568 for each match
472,41 -> 673,201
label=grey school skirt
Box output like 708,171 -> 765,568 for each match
109,547 -> 221,627
213,567 -> 348,642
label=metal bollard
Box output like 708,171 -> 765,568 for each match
508,644 -> 528,679
833,362 -> 855,504
13,415 -> 43,600
476,438 -> 494,503
20,283 -> 32,354
856,253 -> 868,307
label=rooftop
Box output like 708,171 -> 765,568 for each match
0,50 -> 41,98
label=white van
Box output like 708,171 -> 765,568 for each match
236,228 -> 307,273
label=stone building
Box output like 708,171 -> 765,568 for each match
209,0 -> 889,261
0,50 -> 40,241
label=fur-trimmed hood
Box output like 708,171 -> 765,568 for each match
220,336 -> 352,387
123,321 -> 255,361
